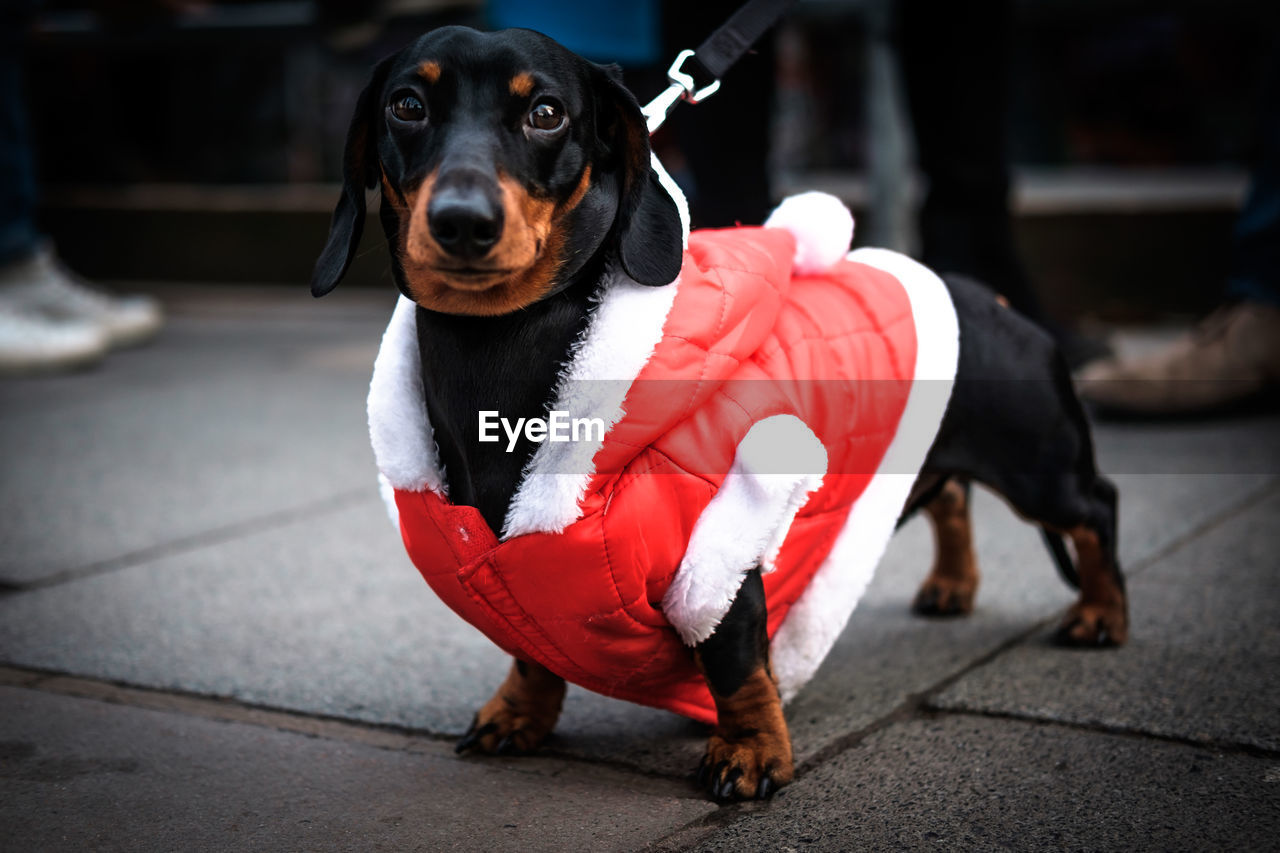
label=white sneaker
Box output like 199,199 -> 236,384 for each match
0,245 -> 163,348
0,302 -> 109,375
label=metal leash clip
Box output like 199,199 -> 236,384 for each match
642,49 -> 722,134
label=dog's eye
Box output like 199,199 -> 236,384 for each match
527,102 -> 565,133
389,93 -> 426,123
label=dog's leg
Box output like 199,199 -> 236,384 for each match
456,658 -> 566,755
947,461 -> 1127,646
968,462 -> 1127,646
694,567 -> 793,801
924,273 -> 1129,646
1052,475 -> 1128,646
913,478 -> 980,616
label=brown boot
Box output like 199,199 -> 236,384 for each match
1075,302 -> 1280,414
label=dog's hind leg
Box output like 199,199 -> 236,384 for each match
913,478 -> 980,616
922,273 -> 1128,646
455,658 -> 566,755
992,368 -> 1128,647
955,423 -> 1127,646
1049,475 -> 1128,646
932,423 -> 1128,646
938,465 -> 1127,646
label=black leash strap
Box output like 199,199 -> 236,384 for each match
693,0 -> 798,80
643,0 -> 798,133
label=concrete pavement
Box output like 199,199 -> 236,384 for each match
2,287 -> 1277,851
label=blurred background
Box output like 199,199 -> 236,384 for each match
16,0 -> 1280,326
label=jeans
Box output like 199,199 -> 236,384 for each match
0,1 -> 39,266
1226,49 -> 1280,308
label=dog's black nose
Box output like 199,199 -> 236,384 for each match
428,186 -> 503,260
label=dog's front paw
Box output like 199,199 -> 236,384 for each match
1054,600 -> 1129,647
912,574 -> 977,616
455,707 -> 552,755
697,731 -> 794,802
456,659 -> 566,756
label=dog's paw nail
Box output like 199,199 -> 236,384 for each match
712,760 -> 729,780
756,776 -> 775,800
696,757 -> 711,787
1052,620 -> 1079,642
455,721 -> 497,753
913,589 -> 939,613
716,768 -> 744,801
706,760 -> 729,796
496,735 -> 517,755
1053,619 -> 1121,648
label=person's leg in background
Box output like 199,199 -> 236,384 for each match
895,0 -> 1107,367
0,0 -> 162,375
1076,48 -> 1280,414
0,2 -> 41,268
897,0 -> 1026,305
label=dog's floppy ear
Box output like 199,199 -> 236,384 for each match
311,57 -> 393,297
591,64 -> 684,287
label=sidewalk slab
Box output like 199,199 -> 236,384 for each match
2,472 -> 1274,782
689,715 -> 1280,852
0,685 -> 715,853
0,290 -> 393,586
0,497 -> 510,735
931,487 -> 1280,752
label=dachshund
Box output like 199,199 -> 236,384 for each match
312,26 -> 1127,802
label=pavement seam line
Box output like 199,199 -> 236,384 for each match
795,618 -> 1053,776
0,664 -> 709,792
1122,474 -> 1280,579
0,663 -> 448,752
0,488 -> 371,595
920,705 -> 1280,760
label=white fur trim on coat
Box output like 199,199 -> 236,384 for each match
770,247 -> 959,703
500,270 -> 679,538
368,296 -> 445,497
662,416 -> 828,646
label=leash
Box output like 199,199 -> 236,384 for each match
642,0 -> 799,133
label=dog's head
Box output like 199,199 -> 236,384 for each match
311,26 -> 684,314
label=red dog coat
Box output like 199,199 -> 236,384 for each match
367,194 -> 959,724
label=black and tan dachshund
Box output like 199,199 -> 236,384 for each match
313,26 -> 1127,802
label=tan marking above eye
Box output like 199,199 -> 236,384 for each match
509,72 -> 535,97
418,61 -> 441,83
